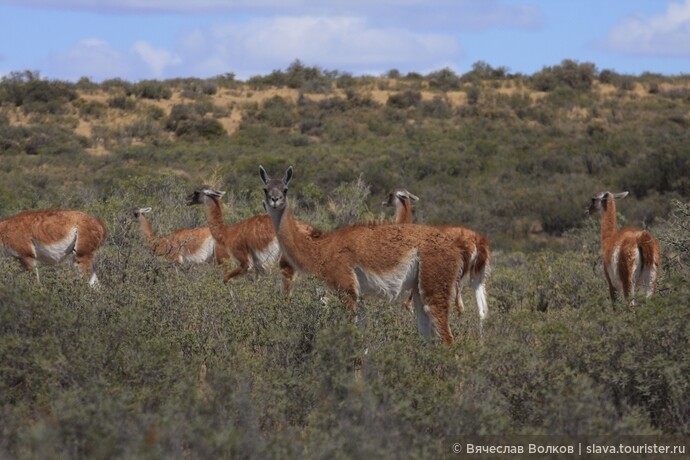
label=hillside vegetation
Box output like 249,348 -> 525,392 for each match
1,60 -> 689,458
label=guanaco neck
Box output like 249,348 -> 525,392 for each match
269,201 -> 321,275
395,199 -> 414,224
203,196 -> 228,241
600,196 -> 618,242
136,215 -> 156,246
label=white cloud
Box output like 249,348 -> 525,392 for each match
244,17 -> 455,64
45,38 -> 136,81
177,16 -> 461,79
44,38 -> 182,81
132,41 -> 181,77
39,15 -> 461,81
604,0 -> 690,56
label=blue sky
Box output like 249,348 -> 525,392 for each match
1,0 -> 689,82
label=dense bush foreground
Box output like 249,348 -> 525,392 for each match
0,181 -> 688,458
1,63 -> 689,457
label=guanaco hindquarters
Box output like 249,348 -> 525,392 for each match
383,188 -> 490,334
0,209 -> 107,286
587,191 -> 660,307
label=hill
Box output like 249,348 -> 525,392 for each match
2,63 -> 690,252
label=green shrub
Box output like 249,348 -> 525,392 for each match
505,92 -> 532,117
185,118 -> 226,139
598,69 -> 619,85
619,149 -> 690,197
0,124 -> 88,155
461,61 -> 509,82
100,78 -> 133,93
322,118 -> 362,143
252,60 -> 333,93
107,95 -> 137,110
326,174 -> 372,226
145,105 -> 166,121
617,77 -> 637,91
530,59 -> 596,92
344,89 -> 379,109
77,99 -> 107,120
75,76 -> 98,93
0,71 -> 77,115
660,87 -> 690,100
133,80 -> 172,100
656,199 -> 690,275
316,96 -> 347,112
426,67 -> 462,91
163,103 -> 226,140
257,96 -> 295,128
386,90 -> 422,109
179,78 -> 218,98
465,85 -> 481,105
421,96 -> 452,118
335,73 -> 357,90
299,118 -> 322,136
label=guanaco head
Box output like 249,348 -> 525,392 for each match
187,186 -> 226,206
587,191 -> 629,216
260,165 -> 292,212
381,188 -> 419,208
132,207 -> 152,218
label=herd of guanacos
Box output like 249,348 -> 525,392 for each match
0,166 -> 660,344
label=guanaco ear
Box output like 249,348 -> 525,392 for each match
203,188 -> 226,198
283,166 -> 293,186
395,190 -> 420,203
600,192 -> 611,210
259,165 -> 269,184
132,206 -> 151,217
613,191 -> 629,200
